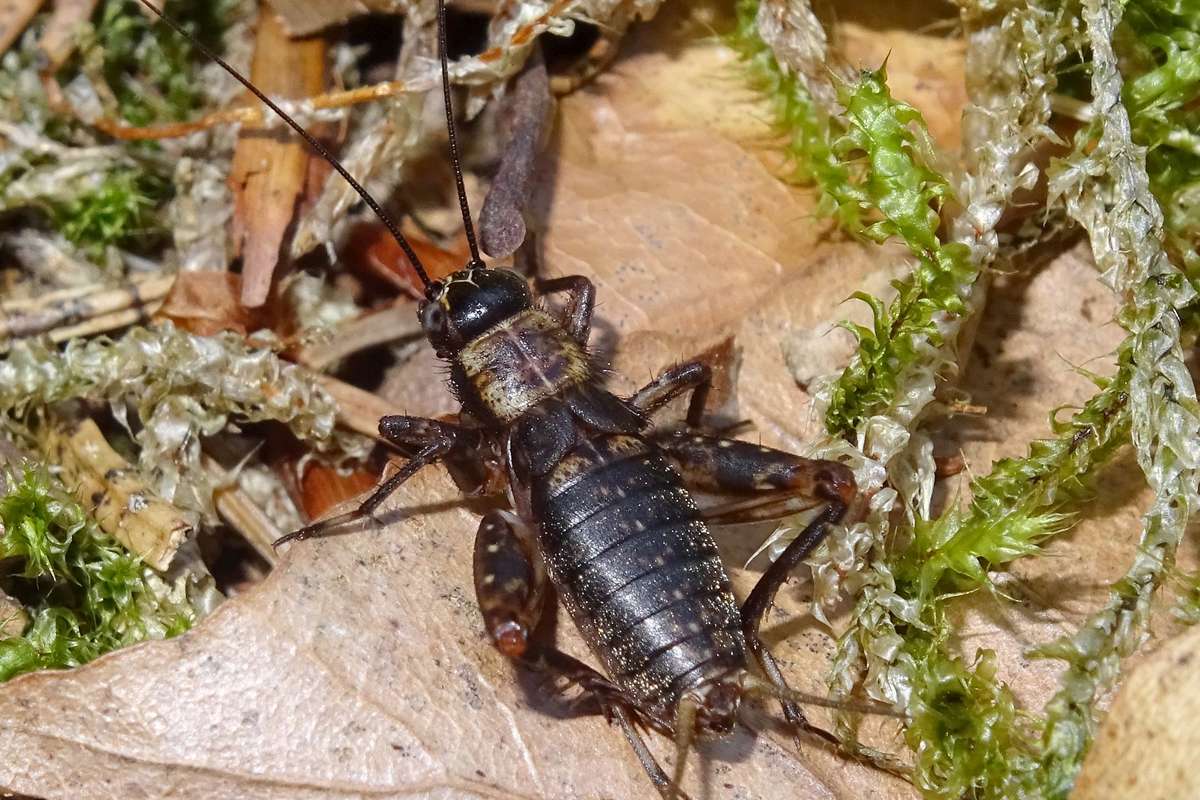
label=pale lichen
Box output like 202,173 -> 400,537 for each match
0,324 -> 369,520
1033,0 -> 1200,793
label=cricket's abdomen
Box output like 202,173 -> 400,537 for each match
455,308 -> 591,424
531,434 -> 746,721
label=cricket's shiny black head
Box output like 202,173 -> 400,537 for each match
419,268 -> 533,357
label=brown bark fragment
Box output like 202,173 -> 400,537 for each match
229,7 -> 327,308
0,0 -> 44,60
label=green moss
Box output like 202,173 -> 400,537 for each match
897,352 -> 1133,608
819,70 -> 976,436
0,468 -> 193,682
732,7 -> 982,437
0,0 -> 233,262
888,350 -> 1134,797
728,0 -> 851,221
48,166 -> 170,257
82,0 -> 231,126
735,3 -> 1193,798
905,646 -> 1041,799
1121,0 -> 1200,280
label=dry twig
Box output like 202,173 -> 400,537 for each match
294,305 -> 421,370
0,273 -> 173,343
203,455 -> 281,565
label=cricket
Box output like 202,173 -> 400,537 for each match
134,0 -> 900,795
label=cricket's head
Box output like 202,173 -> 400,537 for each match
418,267 -> 532,357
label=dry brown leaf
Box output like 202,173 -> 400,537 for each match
341,221 -> 467,299
0,4 -> 1178,799
1072,625 -> 1200,799
297,460 -> 380,521
156,271 -> 273,337
230,8 -> 327,308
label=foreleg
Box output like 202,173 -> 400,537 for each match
274,416 -> 472,546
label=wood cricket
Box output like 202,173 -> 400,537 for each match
140,1 -> 894,796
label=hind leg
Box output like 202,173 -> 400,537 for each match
472,509 -> 684,797
653,431 -> 855,734
741,503 -> 848,741
629,361 -> 711,428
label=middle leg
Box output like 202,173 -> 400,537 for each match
629,361 -> 711,428
471,509 -> 681,796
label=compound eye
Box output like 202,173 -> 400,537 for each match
420,302 -> 448,335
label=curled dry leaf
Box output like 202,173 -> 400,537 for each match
295,305 -> 422,371
40,417 -> 191,572
0,4 -> 1173,799
296,460 -> 381,522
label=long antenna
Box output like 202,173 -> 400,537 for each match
437,0 -> 484,269
135,0 -> 434,291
